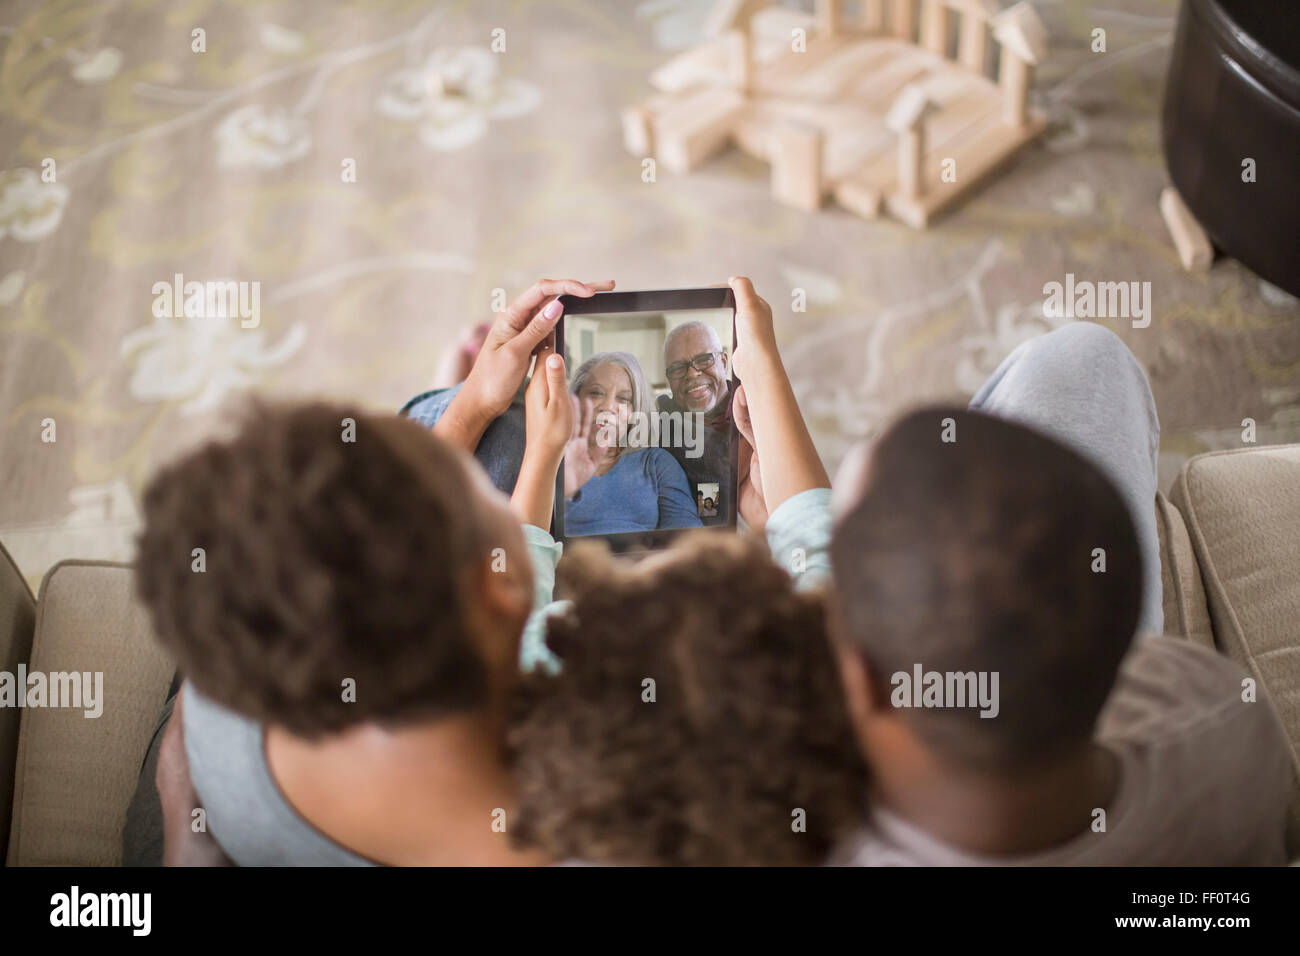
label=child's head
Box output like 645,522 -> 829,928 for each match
507,533 -> 868,865
135,402 -> 535,738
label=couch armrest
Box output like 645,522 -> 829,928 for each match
1155,491 -> 1214,647
5,561 -> 174,866
1169,444 -> 1300,848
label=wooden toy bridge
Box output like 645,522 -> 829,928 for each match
623,0 -> 1049,228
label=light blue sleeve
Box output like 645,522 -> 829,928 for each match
519,524 -> 569,675
651,449 -> 704,530
763,488 -> 833,591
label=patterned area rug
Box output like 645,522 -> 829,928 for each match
1,0 -> 1297,590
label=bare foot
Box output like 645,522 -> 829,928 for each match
433,320 -> 493,387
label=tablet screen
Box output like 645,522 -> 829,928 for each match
554,292 -> 736,549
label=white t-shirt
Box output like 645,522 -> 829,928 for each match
838,635 -> 1295,866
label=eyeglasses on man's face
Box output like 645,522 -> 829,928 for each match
666,351 -> 723,381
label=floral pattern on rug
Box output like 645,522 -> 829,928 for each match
0,0 -> 1296,589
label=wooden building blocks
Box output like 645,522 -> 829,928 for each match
1160,186 -> 1215,272
622,0 -> 1050,228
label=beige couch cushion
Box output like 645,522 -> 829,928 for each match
0,539 -> 37,860
1154,492 -> 1214,647
6,561 -> 174,866
1170,445 -> 1300,840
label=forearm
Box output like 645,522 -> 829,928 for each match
510,452 -> 561,530
741,350 -> 829,511
162,820 -> 234,867
432,385 -> 496,452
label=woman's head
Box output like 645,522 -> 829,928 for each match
135,402 -> 535,738
570,351 -> 654,451
507,533 -> 868,865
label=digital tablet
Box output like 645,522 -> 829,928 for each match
552,288 -> 738,553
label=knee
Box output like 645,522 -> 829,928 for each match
1037,321 -> 1139,374
1050,319 -> 1125,351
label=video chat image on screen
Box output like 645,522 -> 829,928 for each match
561,308 -> 734,538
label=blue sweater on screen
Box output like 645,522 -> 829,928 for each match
564,447 -> 703,536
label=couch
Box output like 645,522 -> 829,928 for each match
3,445 -> 1298,865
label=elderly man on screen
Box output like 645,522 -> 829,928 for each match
655,320 -> 737,527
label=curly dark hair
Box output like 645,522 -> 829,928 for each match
135,402 -> 493,737
506,532 -> 869,866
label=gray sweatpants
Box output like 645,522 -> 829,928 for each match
969,321 -> 1163,637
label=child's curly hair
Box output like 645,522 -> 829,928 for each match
506,532 -> 868,866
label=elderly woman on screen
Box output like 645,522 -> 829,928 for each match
563,351 -> 702,536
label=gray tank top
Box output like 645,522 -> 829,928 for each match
184,685 -> 376,866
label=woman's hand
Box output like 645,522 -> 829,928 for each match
466,279 -> 607,417
512,344 -> 573,529
563,395 -> 600,498
436,278 -> 614,451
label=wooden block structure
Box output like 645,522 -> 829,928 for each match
703,0 -> 764,94
621,106 -> 653,156
771,122 -> 826,210
834,178 -> 883,218
725,29 -> 752,90
1159,186 -> 1214,271
817,0 -> 842,37
884,109 -> 1042,228
862,0 -> 885,32
920,0 -> 950,57
991,2 -> 1047,127
889,0 -> 917,40
954,0 -> 1001,72
703,0 -> 768,37
624,0 -> 1052,229
653,86 -> 747,174
649,34 -> 737,93
886,84 -> 937,201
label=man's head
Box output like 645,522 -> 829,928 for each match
829,407 -> 1142,776
135,403 -> 535,738
664,321 -> 728,414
